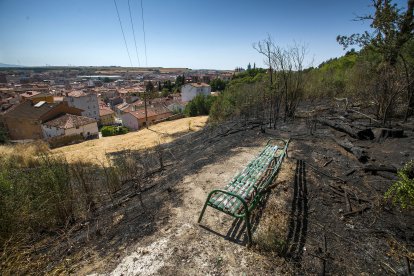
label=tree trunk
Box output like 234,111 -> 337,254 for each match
318,118 -> 375,140
333,137 -> 369,163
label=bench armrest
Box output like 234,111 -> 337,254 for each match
266,138 -> 289,147
267,138 -> 290,158
207,189 -> 249,216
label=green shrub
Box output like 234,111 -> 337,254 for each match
0,126 -> 8,144
101,126 -> 129,137
0,154 -> 73,244
117,126 -> 129,135
184,94 -> 216,117
101,126 -> 116,136
385,160 -> 414,209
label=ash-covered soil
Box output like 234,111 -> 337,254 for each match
20,105 -> 414,275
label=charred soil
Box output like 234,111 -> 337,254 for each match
4,104 -> 414,275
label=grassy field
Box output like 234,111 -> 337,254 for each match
52,116 -> 208,163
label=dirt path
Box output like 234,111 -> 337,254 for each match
82,140 -> 294,275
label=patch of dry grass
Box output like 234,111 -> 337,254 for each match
254,197 -> 290,253
253,160 -> 295,254
0,140 -> 50,167
53,116 -> 208,163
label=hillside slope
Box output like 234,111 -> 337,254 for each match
53,116 -> 208,163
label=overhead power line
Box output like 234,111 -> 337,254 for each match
140,0 -> 148,66
113,0 -> 133,67
128,0 -> 141,67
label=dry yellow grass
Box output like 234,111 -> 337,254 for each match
0,141 -> 50,167
52,116 -> 208,163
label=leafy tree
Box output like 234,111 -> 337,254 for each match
184,94 -> 216,116
337,0 -> 414,124
164,80 -> 173,92
210,80 -> 267,123
305,52 -> 358,98
210,78 -> 227,91
145,81 -> 154,93
161,88 -> 170,97
247,62 -> 252,71
337,0 -> 413,67
175,74 -> 185,89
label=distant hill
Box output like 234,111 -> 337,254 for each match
0,63 -> 23,68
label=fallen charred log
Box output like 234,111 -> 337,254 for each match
318,118 -> 374,140
375,128 -> 404,141
363,164 -> 398,174
333,137 -> 369,163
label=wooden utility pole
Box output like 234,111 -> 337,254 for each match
144,90 -> 148,128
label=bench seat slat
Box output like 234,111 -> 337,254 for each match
209,145 -> 280,212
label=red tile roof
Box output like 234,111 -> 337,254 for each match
3,100 -> 61,120
67,91 -> 87,97
187,82 -> 210,88
43,114 -> 96,129
99,107 -> 115,116
127,104 -> 172,120
20,91 -> 41,98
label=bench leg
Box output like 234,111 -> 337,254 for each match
198,198 -> 210,223
245,210 -> 252,245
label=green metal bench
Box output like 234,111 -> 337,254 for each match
198,138 -> 289,244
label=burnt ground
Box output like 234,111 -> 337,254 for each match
5,104 -> 414,275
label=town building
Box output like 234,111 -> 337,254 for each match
181,83 -> 211,102
42,114 -> 98,139
121,104 -> 173,130
64,91 -> 100,121
99,105 -> 116,126
1,100 -> 82,140
20,91 -> 54,103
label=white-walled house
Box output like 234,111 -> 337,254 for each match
181,83 -> 211,102
121,104 -> 173,130
41,114 -> 98,139
64,91 -> 100,121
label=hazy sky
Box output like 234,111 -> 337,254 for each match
0,0 -> 407,69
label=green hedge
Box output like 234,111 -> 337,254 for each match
101,126 -> 129,137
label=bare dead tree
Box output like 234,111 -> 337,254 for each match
271,42 -> 308,121
253,35 -> 275,127
253,34 -> 273,87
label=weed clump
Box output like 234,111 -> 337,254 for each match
385,160 -> 414,209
